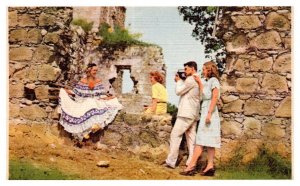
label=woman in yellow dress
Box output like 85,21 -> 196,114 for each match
144,71 -> 168,115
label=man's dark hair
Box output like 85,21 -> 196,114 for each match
184,61 -> 197,71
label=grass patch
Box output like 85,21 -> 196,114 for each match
215,169 -> 275,179
216,148 -> 292,179
9,159 -> 80,180
71,18 -> 93,33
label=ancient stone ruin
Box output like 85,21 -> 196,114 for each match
8,6 -> 292,165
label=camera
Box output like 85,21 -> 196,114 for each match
177,69 -> 186,80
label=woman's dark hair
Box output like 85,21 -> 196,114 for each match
184,61 -> 198,71
85,63 -> 97,74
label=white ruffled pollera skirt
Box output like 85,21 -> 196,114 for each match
59,88 -> 123,140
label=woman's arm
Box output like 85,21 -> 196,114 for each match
150,98 -> 158,112
64,88 -> 75,96
144,98 -> 158,113
100,95 -> 116,100
205,88 -> 219,124
193,75 -> 203,93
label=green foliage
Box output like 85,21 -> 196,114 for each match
98,23 -> 150,47
71,18 -> 93,33
216,169 -> 275,179
247,149 -> 291,179
167,102 -> 178,125
167,102 -> 178,115
178,6 -> 226,72
217,147 -> 292,179
9,159 -> 80,180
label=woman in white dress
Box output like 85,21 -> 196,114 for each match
59,63 -> 123,141
180,61 -> 221,176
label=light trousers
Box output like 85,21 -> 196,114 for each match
165,117 -> 197,168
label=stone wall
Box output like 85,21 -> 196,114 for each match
8,7 -> 165,123
73,7 -> 126,30
83,45 -> 166,113
216,6 -> 291,163
8,6 -> 170,164
8,7 -> 74,124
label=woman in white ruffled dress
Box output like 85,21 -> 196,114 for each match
59,63 -> 123,141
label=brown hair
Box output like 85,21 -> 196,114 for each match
150,71 -> 165,84
203,61 -> 220,80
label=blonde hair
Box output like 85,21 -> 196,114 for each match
203,61 -> 220,81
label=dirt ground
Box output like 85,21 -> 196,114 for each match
8,123 -> 210,180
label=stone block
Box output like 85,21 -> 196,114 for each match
13,66 -> 38,81
18,14 -> 36,27
275,96 -> 291,118
220,74 -> 237,93
9,11 -> 18,27
222,99 -> 244,113
233,59 -> 248,71
27,29 -> 42,44
250,31 -> 282,49
123,113 -> 141,126
20,104 -> 47,121
35,85 -> 49,101
38,13 -> 56,26
9,82 -> 24,98
51,106 -> 60,120
243,117 -> 261,138
9,29 -> 27,42
242,139 -> 263,164
9,47 -> 33,61
221,120 -> 243,138
273,53 -> 291,73
249,57 -> 273,72
262,124 -> 285,139
226,34 -> 249,54
38,64 -> 61,81
244,98 -> 274,116
221,95 -> 239,103
44,32 -> 60,44
9,103 -> 20,118
236,78 -> 258,93
261,73 -> 288,93
265,12 -> 291,31
283,37 -> 291,49
33,45 -> 54,63
219,139 -> 240,163
231,15 -> 262,29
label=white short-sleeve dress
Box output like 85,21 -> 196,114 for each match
195,77 -> 221,148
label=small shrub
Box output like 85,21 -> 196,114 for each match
167,103 -> 178,126
217,147 -> 292,179
247,149 -> 292,179
167,102 -> 178,115
98,23 -> 150,47
71,18 -> 93,33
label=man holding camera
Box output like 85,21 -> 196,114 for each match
163,61 -> 201,169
